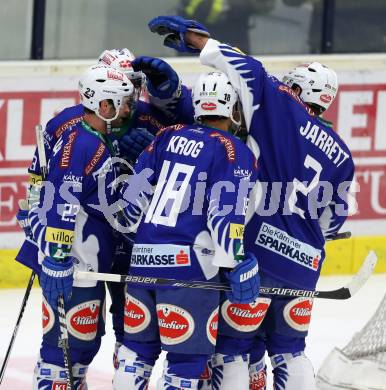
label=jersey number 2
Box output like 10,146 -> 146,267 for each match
288,154 -> 322,219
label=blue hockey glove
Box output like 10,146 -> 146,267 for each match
148,16 -> 210,53
16,208 -> 32,238
40,256 -> 74,309
226,253 -> 260,304
132,56 -> 180,99
119,128 -> 155,162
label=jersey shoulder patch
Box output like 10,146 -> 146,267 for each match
277,84 -> 315,116
209,131 -> 236,162
46,104 -> 84,139
156,123 -> 185,137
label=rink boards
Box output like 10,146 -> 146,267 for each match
0,54 -> 385,287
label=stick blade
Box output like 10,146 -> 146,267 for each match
347,250 -> 378,297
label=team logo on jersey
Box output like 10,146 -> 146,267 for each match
201,102 -> 217,111
63,173 -> 83,185
278,84 -> 314,116
42,297 -> 55,334
29,173 -> 43,185
156,304 -> 195,345
234,166 -> 252,179
256,223 -> 322,271
131,244 -> 191,268
221,298 -> 271,332
45,227 -> 74,245
67,300 -> 100,341
229,223 -> 244,239
60,130 -> 77,168
124,293 -> 151,334
209,132 -> 236,162
283,298 -> 313,332
84,142 -> 106,175
206,308 -> 219,345
55,116 -> 83,139
235,242 -> 244,261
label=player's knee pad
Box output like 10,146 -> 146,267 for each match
210,353 -> 249,390
113,344 -> 153,390
270,352 -> 316,390
33,359 -> 87,390
249,356 -> 267,390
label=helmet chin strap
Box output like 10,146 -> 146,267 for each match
95,104 -> 121,134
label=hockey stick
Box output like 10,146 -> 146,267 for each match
328,231 -> 351,241
0,124 -> 46,385
0,271 -> 36,384
37,124 -> 74,389
57,298 -> 74,390
74,250 -> 377,300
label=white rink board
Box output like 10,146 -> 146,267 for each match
0,54 -> 385,247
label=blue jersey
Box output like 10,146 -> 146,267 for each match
23,121 -> 118,279
28,87 -> 194,179
121,123 -> 257,281
200,39 -> 355,289
17,88 -> 194,272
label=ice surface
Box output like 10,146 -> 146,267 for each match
1,274 -> 385,389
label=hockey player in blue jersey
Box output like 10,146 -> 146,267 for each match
17,48 -> 194,272
113,71 -> 260,390
15,47 -> 195,370
26,64 -> 135,389
20,47 -> 193,217
147,16 -> 355,390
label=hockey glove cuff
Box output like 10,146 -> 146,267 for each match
148,16 -> 210,53
40,256 -> 74,309
132,56 -> 181,99
226,253 -> 260,304
16,208 -> 32,238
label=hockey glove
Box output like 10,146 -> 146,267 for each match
119,127 -> 155,163
148,16 -> 210,53
226,253 -> 260,304
40,256 -> 74,309
16,208 -> 32,238
132,56 -> 181,99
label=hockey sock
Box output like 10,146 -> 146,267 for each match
33,359 -> 87,390
113,345 -> 154,390
210,353 -> 250,390
270,352 -> 316,390
249,356 -> 267,390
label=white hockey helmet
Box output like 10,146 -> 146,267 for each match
192,72 -> 238,122
98,48 -> 145,91
282,62 -> 338,112
98,48 -> 135,73
78,64 -> 135,123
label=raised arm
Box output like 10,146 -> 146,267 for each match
148,16 -> 268,131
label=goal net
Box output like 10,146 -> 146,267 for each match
316,293 -> 386,390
